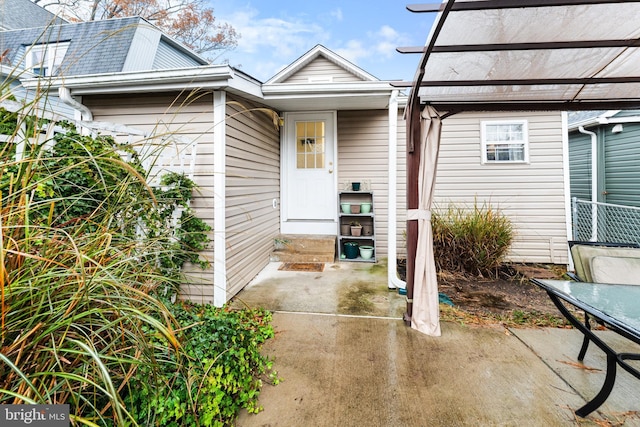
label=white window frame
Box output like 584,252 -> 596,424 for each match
25,42 -> 69,76
480,119 -> 529,164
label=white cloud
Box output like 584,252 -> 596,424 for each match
221,7 -> 327,59
330,8 -> 343,21
214,5 -> 414,81
335,25 -> 410,67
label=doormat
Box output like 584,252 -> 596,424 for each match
278,262 -> 325,272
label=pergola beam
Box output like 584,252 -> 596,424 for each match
397,38 -> 640,54
407,0 -> 636,13
392,76 -> 640,88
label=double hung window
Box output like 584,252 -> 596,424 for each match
481,120 -> 529,163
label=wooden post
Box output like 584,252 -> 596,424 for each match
404,97 -> 421,326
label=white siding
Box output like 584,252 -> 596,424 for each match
225,95 -> 281,299
284,57 -> 363,83
84,92 -> 217,303
152,39 -> 205,70
337,110 -> 390,258
432,111 -> 568,264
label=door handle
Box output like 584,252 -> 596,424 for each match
328,169 -> 333,174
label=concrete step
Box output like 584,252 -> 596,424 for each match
271,234 -> 336,263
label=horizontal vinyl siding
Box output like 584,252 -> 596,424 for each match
84,92 -> 216,303
225,95 -> 281,299
604,123 -> 640,207
568,132 -> 592,201
152,39 -> 204,69
337,110 -> 390,259
284,57 -> 362,83
433,111 -> 568,264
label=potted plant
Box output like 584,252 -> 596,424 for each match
350,221 -> 362,237
343,241 -> 359,259
340,223 -> 351,236
359,245 -> 374,260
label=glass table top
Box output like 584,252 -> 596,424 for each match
533,279 -> 640,334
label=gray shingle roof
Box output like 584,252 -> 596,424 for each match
1,17 -> 142,75
0,0 -> 66,30
567,111 -> 608,126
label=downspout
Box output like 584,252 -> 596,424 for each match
387,89 -> 406,289
578,126 -> 598,241
213,91 -> 227,307
58,86 -> 93,121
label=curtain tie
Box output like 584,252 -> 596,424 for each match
407,209 -> 431,221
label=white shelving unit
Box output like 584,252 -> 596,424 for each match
337,191 -> 375,262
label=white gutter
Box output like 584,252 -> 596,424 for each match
22,65 -> 237,94
578,125 -> 598,241
58,86 -> 93,121
213,90 -> 227,307
387,89 -> 406,290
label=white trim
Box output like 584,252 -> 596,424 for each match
262,81 -> 394,96
480,119 -> 530,164
561,111 -> 573,267
213,90 -> 227,307
21,65 -> 262,99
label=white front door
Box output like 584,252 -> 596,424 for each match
282,112 -> 337,234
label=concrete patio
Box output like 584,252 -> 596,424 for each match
231,261 -> 640,426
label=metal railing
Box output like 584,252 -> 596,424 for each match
572,198 -> 640,244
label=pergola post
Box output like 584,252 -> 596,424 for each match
404,95 -> 422,326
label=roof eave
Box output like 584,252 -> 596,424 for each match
262,81 -> 396,96
19,65 -> 249,95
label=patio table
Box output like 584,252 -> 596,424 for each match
531,279 -> 640,417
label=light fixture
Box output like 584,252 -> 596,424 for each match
612,124 -> 624,134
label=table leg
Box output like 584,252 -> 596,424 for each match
578,312 -> 591,361
575,354 -> 617,418
547,292 -> 619,417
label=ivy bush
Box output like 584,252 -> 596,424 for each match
126,304 -> 278,426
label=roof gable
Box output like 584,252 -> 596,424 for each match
266,44 -> 378,84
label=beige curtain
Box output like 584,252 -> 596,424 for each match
410,106 -> 442,336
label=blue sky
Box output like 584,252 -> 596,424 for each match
208,1 -> 435,83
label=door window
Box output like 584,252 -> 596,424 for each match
296,121 -> 325,169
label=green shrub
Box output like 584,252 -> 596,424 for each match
432,201 -> 514,277
126,303 -> 278,426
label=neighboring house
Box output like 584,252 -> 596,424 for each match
568,110 -> 640,207
0,16 -> 207,77
0,0 -> 65,31
1,13 -> 570,306
1,14 -> 209,134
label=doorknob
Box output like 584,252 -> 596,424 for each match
329,169 -> 333,174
